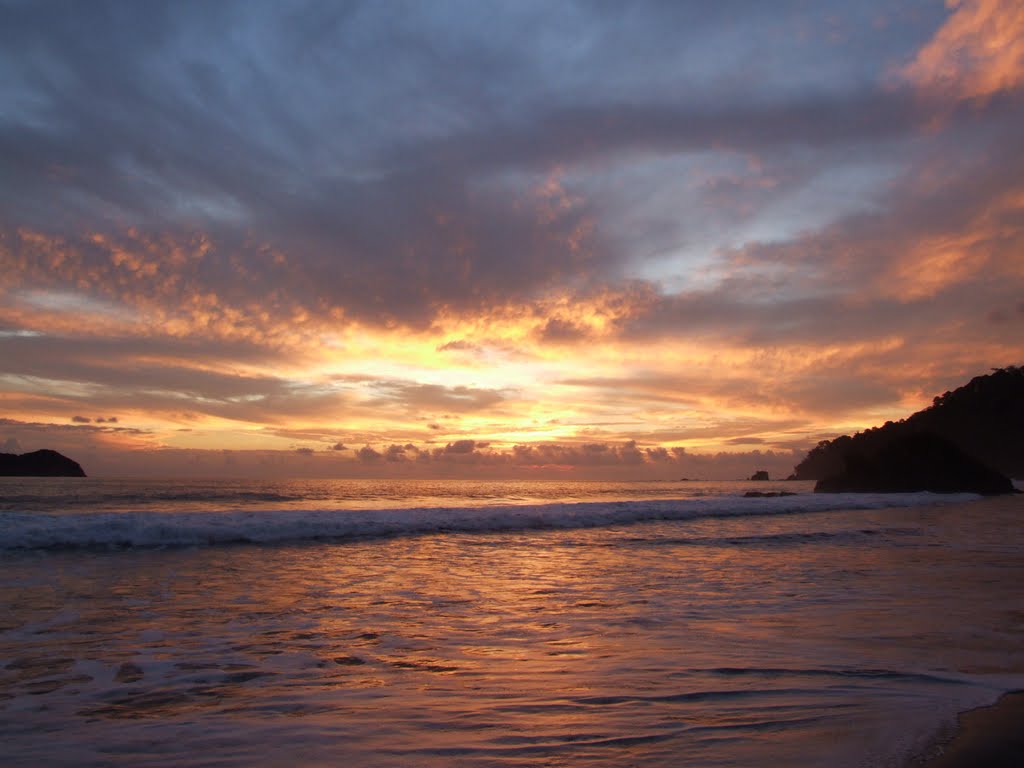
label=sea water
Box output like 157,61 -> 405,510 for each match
1,478 -> 1022,767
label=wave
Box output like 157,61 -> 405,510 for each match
694,666 -> 971,685
0,491 -> 980,552
618,526 -> 925,548
0,490 -> 306,510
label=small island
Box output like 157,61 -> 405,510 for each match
0,449 -> 87,477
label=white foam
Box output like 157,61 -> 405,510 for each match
0,492 -> 980,551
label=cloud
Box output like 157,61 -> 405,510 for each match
0,332 -> 291,399
444,439 -> 478,454
509,440 -> 647,468
357,445 -> 382,462
536,317 -> 591,344
0,0 -> 942,336
369,382 -> 507,413
0,1 -> 1021,478
903,0 -> 1024,102
0,329 -> 364,427
437,340 -> 479,353
384,444 -> 411,462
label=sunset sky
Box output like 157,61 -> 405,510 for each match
1,0 -> 1022,478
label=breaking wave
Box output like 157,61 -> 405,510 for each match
0,492 -> 978,551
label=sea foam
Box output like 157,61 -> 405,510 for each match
0,492 -> 979,551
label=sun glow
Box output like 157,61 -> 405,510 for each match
2,0 -> 1022,477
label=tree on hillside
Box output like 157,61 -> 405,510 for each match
791,366 -> 1024,480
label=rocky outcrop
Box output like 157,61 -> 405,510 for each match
813,432 -> 1015,496
749,470 -> 770,481
0,449 -> 87,477
793,366 -> 1024,482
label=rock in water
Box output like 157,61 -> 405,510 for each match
814,432 -> 1015,495
0,449 -> 87,477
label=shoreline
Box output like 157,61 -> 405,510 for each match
896,493 -> 1024,768
910,691 -> 1024,767
2,485 -> 1022,767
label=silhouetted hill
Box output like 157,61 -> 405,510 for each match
792,366 -> 1024,485
814,432 -> 1015,495
0,449 -> 87,477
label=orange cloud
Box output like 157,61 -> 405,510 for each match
904,0 -> 1024,102
875,182 -> 1024,300
1,228 -> 321,350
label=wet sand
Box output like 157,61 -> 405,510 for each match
904,492 -> 1024,768
913,691 -> 1024,767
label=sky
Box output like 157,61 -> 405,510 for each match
1,0 -> 1022,479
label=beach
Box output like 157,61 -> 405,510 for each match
2,480 -> 1022,767
5,2 -> 1024,765
901,494 -> 1024,768
913,690 -> 1024,767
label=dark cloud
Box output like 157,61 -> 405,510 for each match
0,419 -> 805,479
1,416 -> 147,437
0,0 -> 962,331
510,440 -> 647,468
321,436 -> 801,479
581,102 -> 1024,357
0,332 -> 358,424
645,446 -> 671,462
1,1 -> 1021,477
369,382 -> 507,413
537,317 -> 591,344
557,368 -> 905,423
437,340 -> 479,353
357,445 -> 382,462
384,444 -> 410,462
0,334 -> 291,400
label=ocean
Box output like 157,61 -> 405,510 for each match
1,478 -> 1022,767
